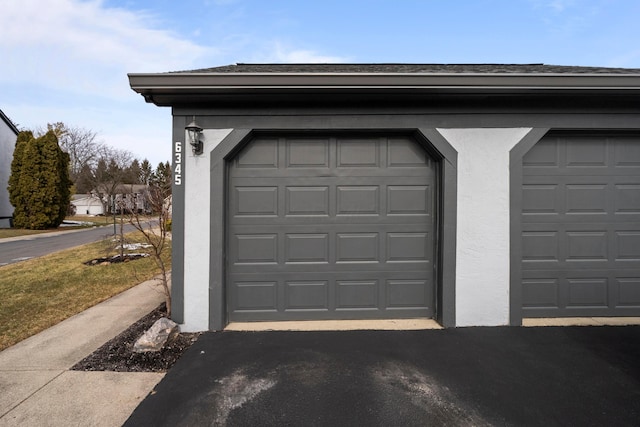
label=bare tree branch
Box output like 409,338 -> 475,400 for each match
125,185 -> 172,316
36,122 -> 105,183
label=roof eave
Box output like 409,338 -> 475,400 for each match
128,73 -> 640,106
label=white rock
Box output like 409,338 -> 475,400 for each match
133,317 -> 179,353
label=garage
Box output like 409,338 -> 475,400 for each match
226,133 -> 437,321
129,63 -> 640,330
521,132 -> 640,317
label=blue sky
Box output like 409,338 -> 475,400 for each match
2,0 -> 640,166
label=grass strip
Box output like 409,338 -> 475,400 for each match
0,231 -> 171,351
0,215 -> 120,239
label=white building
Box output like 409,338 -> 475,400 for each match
0,109 -> 19,228
71,194 -> 105,216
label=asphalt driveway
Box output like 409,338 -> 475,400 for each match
125,326 -> 640,426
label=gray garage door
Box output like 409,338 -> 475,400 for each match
227,134 -> 436,322
521,133 -> 640,317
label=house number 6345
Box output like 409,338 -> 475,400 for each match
174,141 -> 182,186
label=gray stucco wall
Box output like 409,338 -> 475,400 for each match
170,106 -> 640,331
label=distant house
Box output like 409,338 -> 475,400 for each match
71,194 -> 105,216
113,184 -> 149,214
71,185 -> 151,216
0,109 -> 19,228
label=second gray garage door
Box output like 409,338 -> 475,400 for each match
521,132 -> 640,317
227,134 -> 436,322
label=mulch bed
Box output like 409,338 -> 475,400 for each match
71,304 -> 200,372
83,253 -> 149,266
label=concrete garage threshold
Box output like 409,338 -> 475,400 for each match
225,318 -> 443,331
228,317 -> 640,330
524,317 -> 640,327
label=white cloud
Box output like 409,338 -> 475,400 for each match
0,0 -> 350,165
528,0 -> 602,38
253,41 -> 349,64
204,0 -> 240,5
529,0 -> 578,12
0,0 -> 211,99
547,0 -> 576,12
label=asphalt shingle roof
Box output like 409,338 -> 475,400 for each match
181,63 -> 640,74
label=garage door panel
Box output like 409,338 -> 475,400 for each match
523,138 -> 560,167
387,233 -> 431,263
337,138 -> 380,167
336,186 -> 380,215
522,180 -> 637,220
230,215 -> 429,226
388,138 -> 430,167
228,134 -> 436,321
387,279 -> 431,308
522,225 -> 640,270
285,281 -> 329,311
566,278 -> 609,307
615,184 -> 640,214
231,168 -> 432,178
565,138 -> 607,167
616,231 -> 640,261
336,233 -> 379,263
522,184 -> 560,215
523,270 -> 640,314
231,223 -> 430,236
336,280 -> 379,309
614,137 -> 640,167
229,272 -> 433,320
235,138 -> 278,168
617,278 -> 640,307
522,133 -> 640,317
233,186 -> 279,217
565,231 -> 608,262
522,231 -> 559,263
387,186 -> 432,216
230,262 -> 430,274
286,138 -> 330,168
284,234 -> 329,264
522,278 -> 559,308
232,234 -> 278,264
565,184 -> 608,214
235,282 -> 278,311
285,186 -> 330,216
526,168 -> 638,177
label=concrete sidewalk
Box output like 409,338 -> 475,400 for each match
0,278 -> 166,427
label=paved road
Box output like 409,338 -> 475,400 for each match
0,224 -> 139,266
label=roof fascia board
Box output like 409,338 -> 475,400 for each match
129,73 -> 640,91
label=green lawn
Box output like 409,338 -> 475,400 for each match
0,231 -> 171,351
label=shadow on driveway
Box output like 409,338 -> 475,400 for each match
125,327 -> 640,426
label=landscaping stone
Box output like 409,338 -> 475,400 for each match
133,317 -> 179,353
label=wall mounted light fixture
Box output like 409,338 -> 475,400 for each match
185,117 -> 203,155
